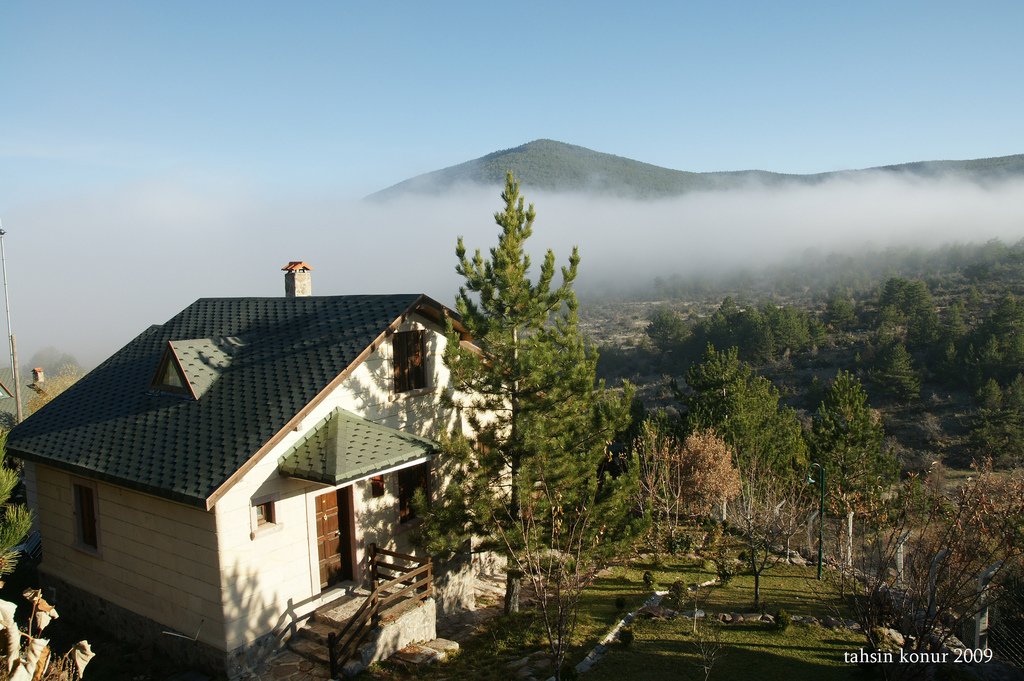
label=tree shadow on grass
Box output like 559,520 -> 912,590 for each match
592,630 -> 883,681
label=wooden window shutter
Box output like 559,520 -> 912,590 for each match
394,330 -> 427,392
75,484 -> 98,548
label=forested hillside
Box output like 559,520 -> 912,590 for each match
588,238 -> 1024,474
370,139 -> 1024,199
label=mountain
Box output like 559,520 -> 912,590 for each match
369,139 -> 1024,200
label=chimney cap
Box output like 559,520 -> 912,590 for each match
282,261 -> 313,272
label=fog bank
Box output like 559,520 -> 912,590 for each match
6,173 -> 1024,367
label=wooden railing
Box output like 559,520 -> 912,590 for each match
327,543 -> 433,677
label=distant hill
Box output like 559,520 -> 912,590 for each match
369,139 -> 1024,200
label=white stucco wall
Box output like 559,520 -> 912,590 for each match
215,312 -> 472,651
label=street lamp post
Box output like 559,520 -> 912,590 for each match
0,225 -> 23,424
808,463 -> 825,580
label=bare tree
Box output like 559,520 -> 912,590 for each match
728,457 -> 812,608
635,422 -> 740,549
495,462 -> 597,681
847,460 -> 1024,680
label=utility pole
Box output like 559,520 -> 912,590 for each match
809,463 -> 826,580
0,224 -> 23,424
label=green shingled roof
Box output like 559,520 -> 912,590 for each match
279,408 -> 436,486
168,336 -> 244,399
6,295 -> 428,507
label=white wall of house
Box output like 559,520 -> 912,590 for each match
32,462 -> 228,650
25,311 -> 477,656
214,312 -> 473,652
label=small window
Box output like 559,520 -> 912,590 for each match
255,501 -> 275,526
151,347 -> 191,396
370,475 -> 385,498
393,330 -> 427,393
397,463 -> 430,523
73,483 -> 98,550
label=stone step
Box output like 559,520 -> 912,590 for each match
296,620 -> 338,646
287,636 -> 331,666
314,592 -> 366,628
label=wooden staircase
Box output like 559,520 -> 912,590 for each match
327,544 -> 433,676
287,543 -> 433,677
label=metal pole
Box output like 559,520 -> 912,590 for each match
0,225 -> 23,424
811,463 -> 825,580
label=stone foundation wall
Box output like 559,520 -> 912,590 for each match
42,572 -> 228,674
42,573 -> 295,679
358,598 -> 436,668
433,553 -> 476,617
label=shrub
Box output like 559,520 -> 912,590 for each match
667,580 -> 687,609
714,557 -> 736,586
702,522 -> 724,552
666,532 -> 695,555
642,571 -> 655,592
615,596 -> 627,612
775,608 -> 792,632
619,626 -> 635,648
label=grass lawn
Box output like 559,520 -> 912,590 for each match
369,546 -> 882,680
587,554 -> 879,681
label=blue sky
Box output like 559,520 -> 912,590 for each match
3,1 -> 1022,201
1,1 -> 1023,366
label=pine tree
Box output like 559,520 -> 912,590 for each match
426,173 -> 633,615
871,342 -> 920,403
683,345 -> 807,474
810,371 -> 894,514
0,434 -> 33,578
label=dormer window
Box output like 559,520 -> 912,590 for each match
151,346 -> 192,397
393,330 -> 427,393
150,337 -> 241,399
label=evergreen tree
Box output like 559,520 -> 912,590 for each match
810,371 -> 895,514
871,342 -> 920,403
971,375 -> 1024,469
0,434 -> 32,578
683,345 -> 807,474
825,292 -> 857,330
424,173 -> 634,614
645,307 -> 688,354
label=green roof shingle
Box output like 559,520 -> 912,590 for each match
6,295 -> 425,507
278,408 -> 436,486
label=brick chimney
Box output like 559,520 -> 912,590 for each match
32,367 -> 44,384
282,261 -> 313,297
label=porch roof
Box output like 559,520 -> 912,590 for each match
277,408 -> 436,486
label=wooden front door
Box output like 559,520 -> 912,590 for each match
316,488 -> 353,589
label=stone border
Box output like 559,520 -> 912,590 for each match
541,590 -> 668,681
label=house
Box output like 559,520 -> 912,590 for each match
0,366 -> 41,431
6,263 -> 482,675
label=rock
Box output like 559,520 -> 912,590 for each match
879,627 -> 905,647
730,613 -> 744,623
638,605 -> 678,620
761,614 -> 775,625
507,655 -> 532,670
742,613 -> 764,623
821,616 -> 844,629
718,613 -> 733,623
803,616 -> 819,626
424,638 -> 460,661
845,620 -> 861,631
392,644 -> 442,668
681,609 -> 706,619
